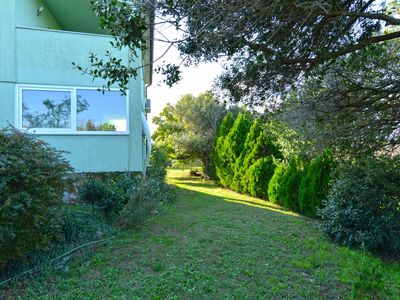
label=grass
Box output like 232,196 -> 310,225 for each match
2,169 -> 400,299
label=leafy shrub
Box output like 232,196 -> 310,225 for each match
78,178 -> 110,213
147,145 -> 170,181
78,173 -> 141,219
319,156 -> 400,253
112,172 -> 142,204
61,208 -> 114,243
120,145 -> 174,228
277,156 -> 303,210
120,178 -> 162,228
298,150 -> 334,217
232,120 -> 282,195
0,128 -> 72,264
268,161 -> 287,204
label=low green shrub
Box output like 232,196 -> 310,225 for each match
78,173 -> 141,219
78,178 -> 111,214
61,208 -> 114,243
319,156 -> 400,254
120,146 -> 174,228
147,146 -> 170,181
0,128 -> 72,265
298,150 -> 334,217
120,178 -> 162,228
120,175 -> 175,229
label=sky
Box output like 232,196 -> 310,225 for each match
146,23 -> 223,133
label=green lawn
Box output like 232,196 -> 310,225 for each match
3,169 -> 400,299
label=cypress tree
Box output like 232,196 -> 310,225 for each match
220,113 -> 251,187
211,112 -> 235,183
268,161 -> 287,204
246,156 -> 276,198
278,156 -> 303,211
298,150 -> 334,217
231,118 -> 261,192
241,123 -> 282,197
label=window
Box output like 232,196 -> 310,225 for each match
77,89 -> 127,132
22,89 -> 71,129
17,85 -> 129,134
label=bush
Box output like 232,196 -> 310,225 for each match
0,128 -> 72,264
120,145 -> 174,228
217,113 -> 251,186
298,150 -> 334,217
61,208 -> 114,243
120,178 -> 163,228
78,173 -> 141,219
319,156 -> 400,254
147,146 -> 170,181
212,112 -> 236,184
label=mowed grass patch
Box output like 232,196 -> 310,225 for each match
2,169 -> 400,299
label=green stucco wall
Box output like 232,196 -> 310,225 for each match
15,0 -> 61,30
0,0 -> 148,173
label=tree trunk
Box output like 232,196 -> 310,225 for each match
201,155 -> 211,178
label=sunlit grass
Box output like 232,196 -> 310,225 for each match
168,169 -> 300,217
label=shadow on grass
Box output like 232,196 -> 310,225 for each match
174,181 -> 221,190
170,176 -> 302,219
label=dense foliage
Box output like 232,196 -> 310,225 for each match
283,40 -> 400,155
276,156 -> 303,211
267,161 -> 287,204
78,145 -> 171,222
157,0 -> 400,104
86,1 -> 400,157
319,156 -> 400,254
89,1 -> 400,106
78,173 -> 141,219
120,145 -> 174,228
212,114 -> 335,217
298,151 -> 335,217
0,128 -> 72,264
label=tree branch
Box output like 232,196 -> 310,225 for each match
281,30 -> 400,65
329,11 -> 400,25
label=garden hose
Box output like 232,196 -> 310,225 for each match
0,203 -> 173,288
0,234 -> 120,287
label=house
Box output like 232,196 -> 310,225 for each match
0,0 -> 153,173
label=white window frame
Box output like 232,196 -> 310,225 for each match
16,84 -> 130,135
